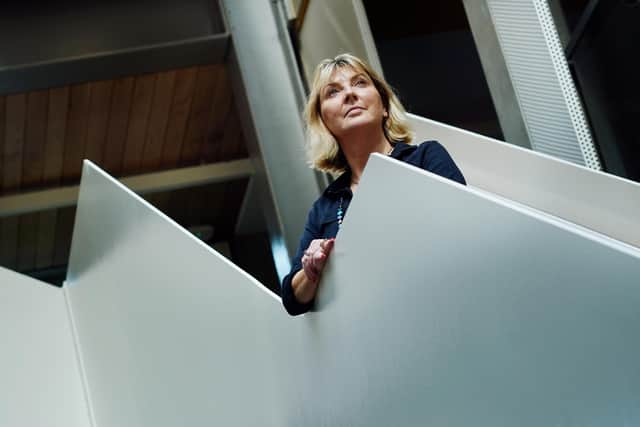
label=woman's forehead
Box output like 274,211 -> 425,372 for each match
318,64 -> 367,87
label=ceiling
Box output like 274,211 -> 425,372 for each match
0,63 -> 251,284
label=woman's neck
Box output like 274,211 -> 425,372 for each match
340,129 -> 392,188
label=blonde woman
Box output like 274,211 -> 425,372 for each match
282,54 -> 466,315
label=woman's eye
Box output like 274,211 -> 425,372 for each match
326,88 -> 338,97
355,79 -> 367,86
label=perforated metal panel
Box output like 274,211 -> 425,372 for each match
487,0 -> 601,169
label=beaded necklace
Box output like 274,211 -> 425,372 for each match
337,196 -> 345,229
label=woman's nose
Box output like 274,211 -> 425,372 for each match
343,86 -> 358,102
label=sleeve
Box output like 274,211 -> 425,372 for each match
281,200 -> 323,316
420,141 -> 466,185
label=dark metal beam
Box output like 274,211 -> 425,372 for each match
0,34 -> 230,96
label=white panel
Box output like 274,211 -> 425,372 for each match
315,154 -> 640,426
66,159 -> 640,426
410,114 -> 640,249
65,161 -> 286,427
0,268 -> 91,427
487,0 -> 600,169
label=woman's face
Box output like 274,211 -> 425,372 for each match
319,66 -> 386,142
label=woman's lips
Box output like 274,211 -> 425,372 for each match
344,106 -> 364,116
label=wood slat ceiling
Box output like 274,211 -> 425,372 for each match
0,63 -> 249,278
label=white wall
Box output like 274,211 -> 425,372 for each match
64,160 -> 640,426
0,268 -> 90,427
410,114 -> 640,249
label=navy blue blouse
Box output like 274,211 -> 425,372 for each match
281,140 -> 466,315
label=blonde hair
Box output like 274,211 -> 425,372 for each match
304,53 -> 413,175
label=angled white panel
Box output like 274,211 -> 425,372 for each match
66,159 -> 640,426
410,114 -> 640,249
315,154 -> 640,426
0,267 -> 90,427
65,162 -> 285,427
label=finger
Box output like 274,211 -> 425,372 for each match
312,251 -> 327,272
321,238 -> 335,253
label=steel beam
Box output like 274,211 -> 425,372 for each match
0,159 -> 254,218
221,0 -> 322,275
462,0 -> 532,149
0,35 -> 230,96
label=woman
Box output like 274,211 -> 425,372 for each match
282,53 -> 466,315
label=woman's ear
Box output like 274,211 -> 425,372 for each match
383,109 -> 388,118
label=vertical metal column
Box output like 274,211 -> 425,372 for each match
221,0 -> 322,277
462,0 -> 532,149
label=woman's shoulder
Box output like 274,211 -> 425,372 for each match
394,140 -> 466,184
415,140 -> 456,162
415,140 -> 448,153
393,140 -> 448,161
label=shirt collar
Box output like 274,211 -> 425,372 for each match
325,169 -> 352,196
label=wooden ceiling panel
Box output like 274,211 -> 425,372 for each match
62,84 -> 90,184
180,64 -> 220,166
0,105 -> 22,272
1,63 -> 244,192
17,91 -> 49,273
161,67 -> 198,169
102,77 -> 134,176
122,74 -> 156,175
0,95 -> 5,190
36,88 -> 69,272
140,70 -> 176,173
23,90 -> 48,190
1,62 -> 249,277
43,87 -> 69,186
203,66 -> 233,163
3,94 -> 26,194
85,80 -> 114,165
